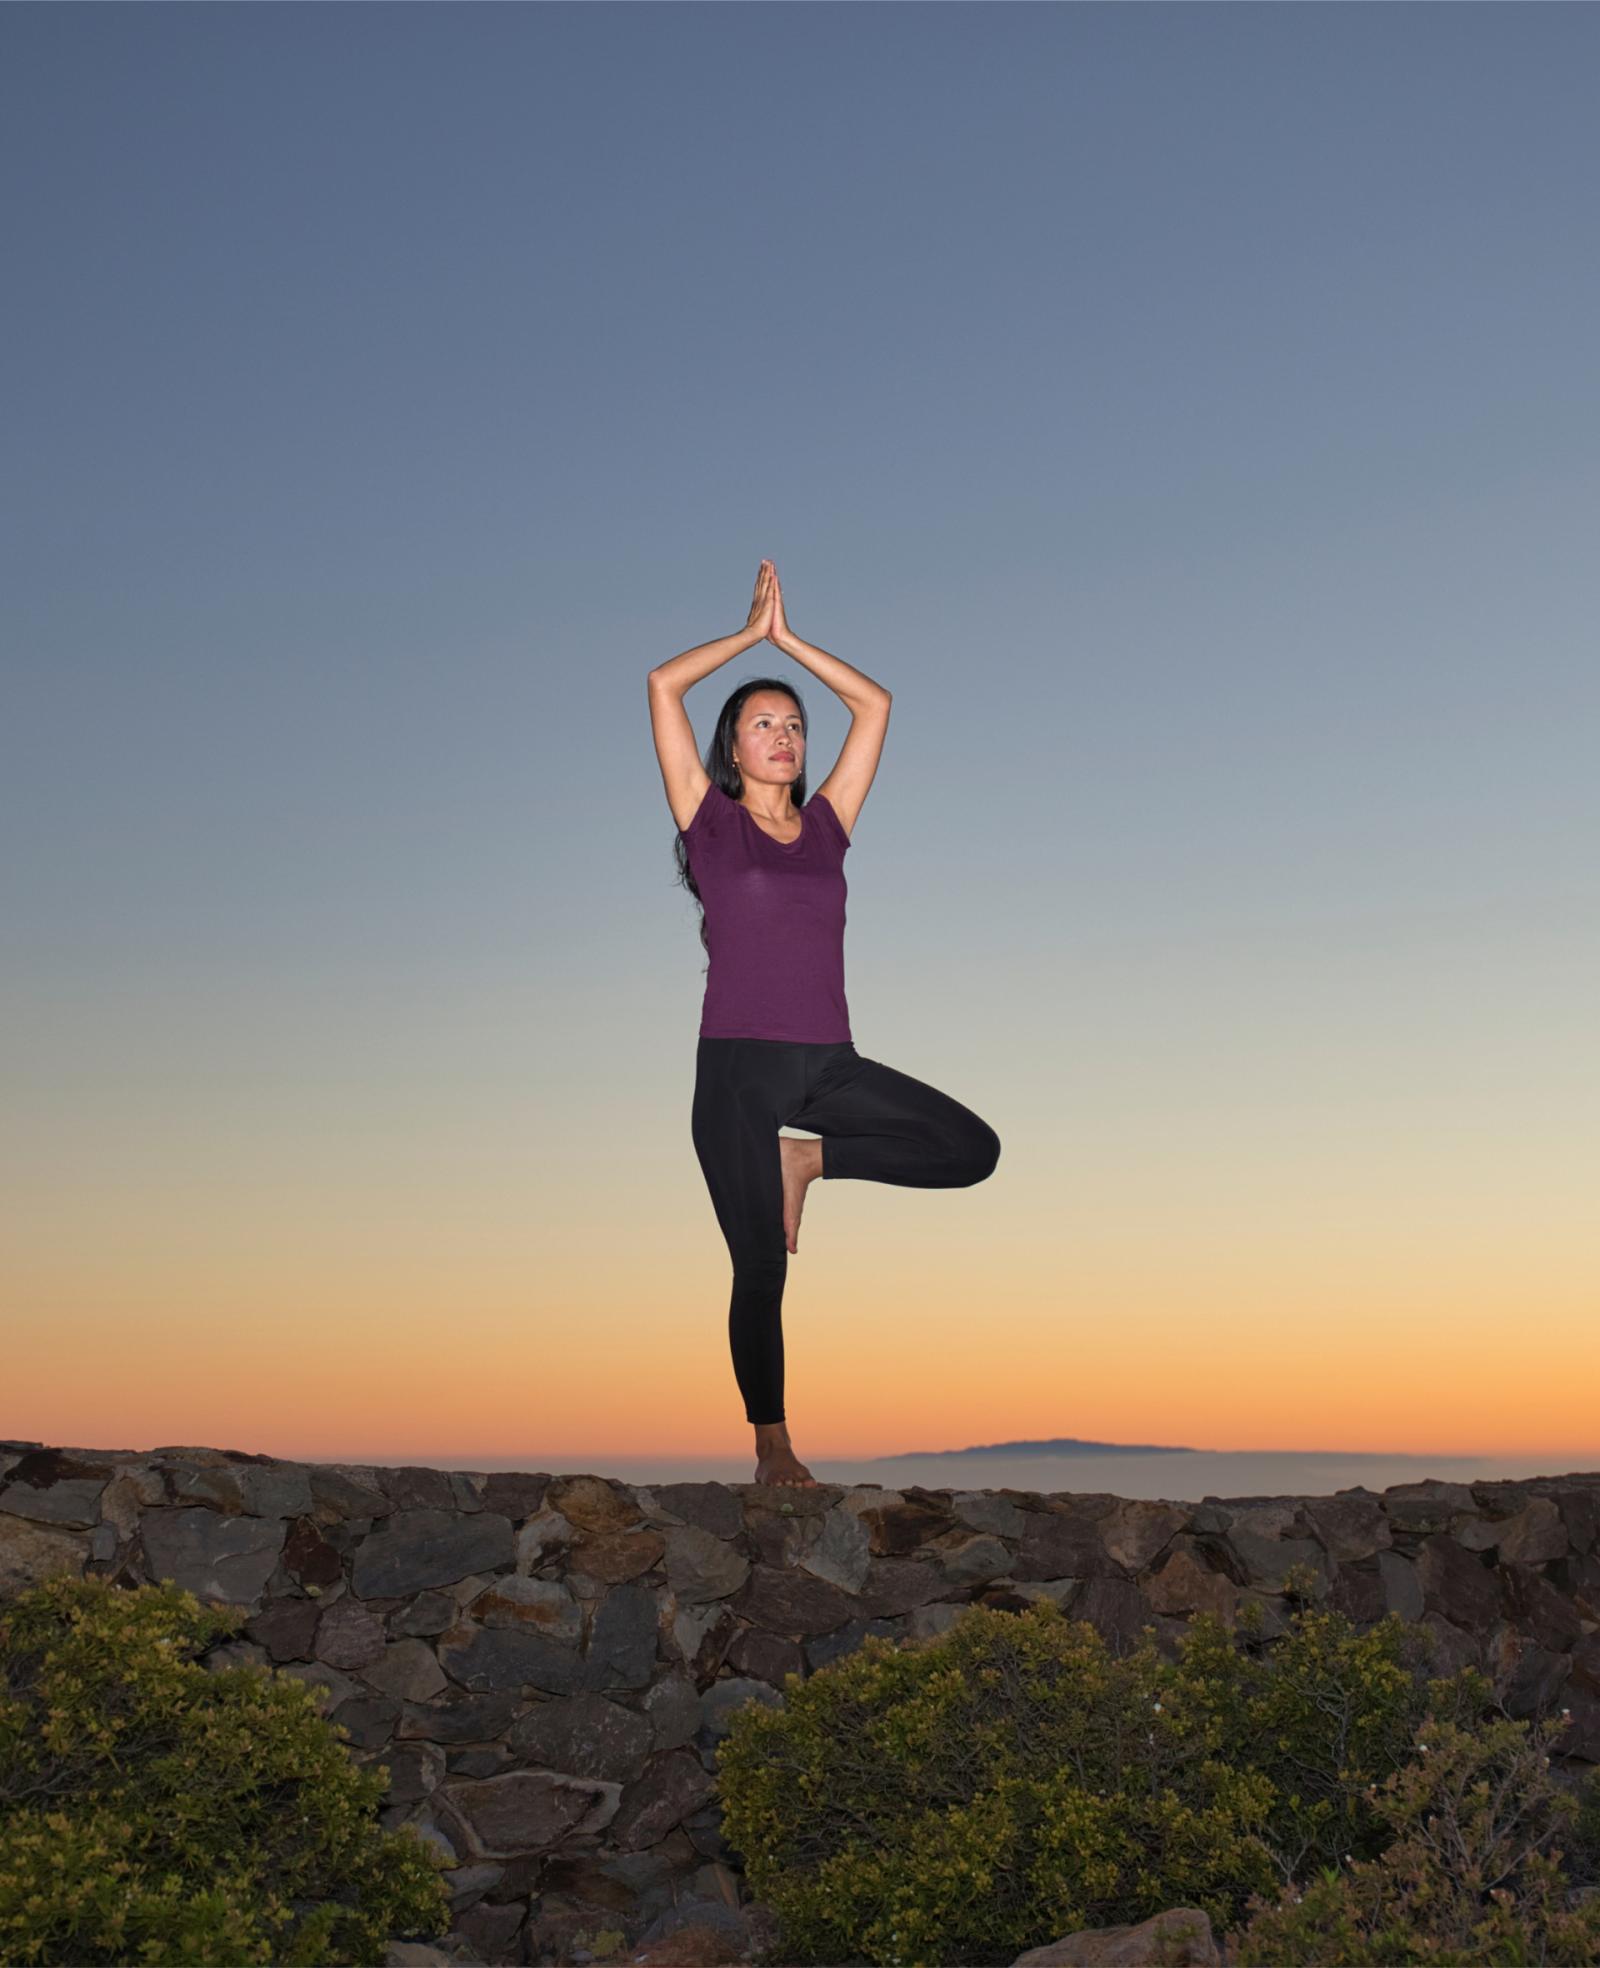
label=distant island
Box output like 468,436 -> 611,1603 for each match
866,1436 -> 1198,1461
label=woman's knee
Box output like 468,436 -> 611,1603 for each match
730,1246 -> 788,1298
959,1119 -> 1001,1185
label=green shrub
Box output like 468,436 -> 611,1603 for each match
0,1573 -> 452,1966
1570,1763 -> 1600,1890
713,1585 -> 1566,1968
717,1599 -> 1279,1966
1175,1562 -> 1464,1885
1231,1707 -> 1600,1964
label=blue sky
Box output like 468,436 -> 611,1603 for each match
4,5 -> 1597,1462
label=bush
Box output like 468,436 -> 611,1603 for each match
0,1573 -> 452,1966
714,1584 -> 1584,1968
1231,1707 -> 1600,1964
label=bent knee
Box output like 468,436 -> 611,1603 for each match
959,1121 -> 1001,1185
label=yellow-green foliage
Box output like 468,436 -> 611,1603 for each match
1232,1709 -> 1600,1965
714,1586 -> 1527,1968
0,1574 -> 452,1966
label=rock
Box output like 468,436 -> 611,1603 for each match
140,1505 -> 286,1606
0,1515 -> 88,1596
630,1898 -> 753,1963
350,1508 -> 514,1599
1013,1905 -> 1220,1967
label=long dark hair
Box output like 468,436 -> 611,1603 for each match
673,677 -> 809,969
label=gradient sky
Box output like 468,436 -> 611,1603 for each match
4,5 -> 1597,1470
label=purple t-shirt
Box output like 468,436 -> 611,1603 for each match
680,781 -> 853,1043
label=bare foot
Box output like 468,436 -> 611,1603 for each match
778,1133 -> 823,1253
755,1444 -> 819,1487
754,1422 -> 819,1487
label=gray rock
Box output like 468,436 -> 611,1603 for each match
0,1475 -> 108,1527
855,1553 -> 949,1618
699,1673 -> 784,1737
798,1503 -> 873,1593
435,1767 -> 620,1860
610,1747 -> 717,1852
390,1589 -> 460,1639
1384,1479 -> 1478,1534
317,1595 -> 390,1669
245,1594 -> 319,1661
277,1658 -> 364,1711
437,1621 -> 586,1696
806,1614 -> 908,1671
396,1688 -> 526,1743
328,1691 -> 401,1748
584,1580 -> 660,1690
234,1462 -> 316,1519
1301,1493 -> 1391,1562
361,1637 -> 451,1703
512,1505 -> 576,1570
952,1489 -> 1028,1539
661,1521 -> 751,1604
1377,1547 -> 1425,1619
309,1464 -> 393,1518
1223,1528 -> 1329,1594
906,1600 -> 968,1643
642,1481 -> 745,1539
641,1668 -> 703,1752
507,1690 -> 655,1781
935,1533 -> 1014,1587
140,1506 -> 286,1606
350,1508 -> 514,1598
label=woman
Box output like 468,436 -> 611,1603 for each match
648,561 -> 1001,1490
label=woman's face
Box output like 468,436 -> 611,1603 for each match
734,694 -> 805,788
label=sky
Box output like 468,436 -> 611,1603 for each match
3,5 -> 1597,1475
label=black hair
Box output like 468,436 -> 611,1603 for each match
673,677 -> 808,971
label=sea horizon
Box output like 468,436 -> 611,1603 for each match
90,1444 -> 1600,1505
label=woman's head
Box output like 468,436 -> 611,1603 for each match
673,676 -> 810,964
723,681 -> 807,802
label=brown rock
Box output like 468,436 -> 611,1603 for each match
856,1496 -> 955,1555
548,1474 -> 641,1534
1102,1500 -> 1190,1573
1145,1544 -> 1236,1620
568,1527 -> 666,1583
1416,1533 -> 1502,1629
1013,1906 -> 1219,1966
0,1515 -> 87,1597
1497,1497 -> 1570,1565
732,1561 -> 860,1635
1015,1499 -> 1122,1581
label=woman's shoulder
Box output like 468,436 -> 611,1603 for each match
680,777 -> 735,840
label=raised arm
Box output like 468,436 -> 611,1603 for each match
765,564 -> 891,841
647,562 -> 774,833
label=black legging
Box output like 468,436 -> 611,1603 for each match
691,1037 -> 1002,1425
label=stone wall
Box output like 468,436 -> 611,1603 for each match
4,1440 -> 1600,1966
